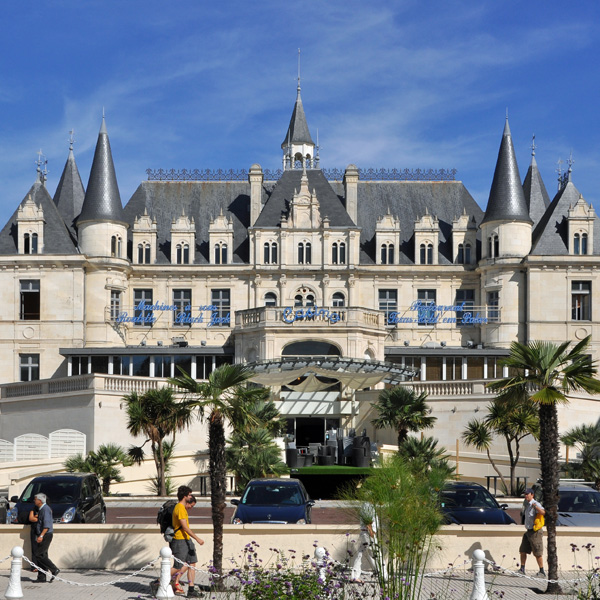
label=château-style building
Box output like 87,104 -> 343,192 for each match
0,84 -> 598,484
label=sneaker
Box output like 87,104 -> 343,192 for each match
187,587 -> 203,598
518,566 -> 525,575
537,569 -> 546,577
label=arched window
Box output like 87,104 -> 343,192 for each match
31,233 -> 38,254
332,292 -> 345,307
381,243 -> 394,264
332,242 -> 346,265
293,288 -> 317,307
457,243 -> 464,264
176,243 -> 190,265
465,243 -> 471,263
111,235 -> 117,257
488,234 -> 499,258
138,243 -> 151,264
420,243 -> 433,265
582,233 -> 588,254
298,242 -> 312,264
214,242 -> 227,264
264,242 -> 278,264
264,292 -> 277,307
24,233 -> 30,254
574,233 -> 580,254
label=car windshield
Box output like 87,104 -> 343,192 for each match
558,490 -> 600,513
441,488 -> 499,510
21,480 -> 80,504
241,484 -> 303,506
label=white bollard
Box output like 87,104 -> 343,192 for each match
156,546 -> 174,599
314,547 -> 327,582
5,546 -> 24,600
469,549 -> 490,600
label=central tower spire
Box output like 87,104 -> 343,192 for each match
282,50 -> 316,170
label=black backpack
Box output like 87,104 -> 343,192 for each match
157,500 -> 178,534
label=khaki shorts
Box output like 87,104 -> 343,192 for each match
519,529 -> 543,557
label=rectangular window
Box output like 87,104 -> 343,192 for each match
173,355 -> 192,378
378,289 -> 397,325
110,290 -> 121,321
20,353 -> 39,382
154,356 -> 172,378
132,356 -> 150,377
466,356 -> 485,379
447,357 -> 463,380
20,280 -> 40,320
425,356 -> 443,381
71,356 -> 87,376
91,356 -> 109,374
173,289 -> 192,326
211,289 -> 231,327
113,356 -> 131,376
417,289 -> 436,326
487,291 -> 500,322
455,289 -> 475,326
572,281 -> 591,321
134,289 -> 154,326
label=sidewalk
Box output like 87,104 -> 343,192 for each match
0,566 -> 588,599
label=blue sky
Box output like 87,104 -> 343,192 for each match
0,1 -> 598,227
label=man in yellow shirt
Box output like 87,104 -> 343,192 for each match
170,485 -> 205,596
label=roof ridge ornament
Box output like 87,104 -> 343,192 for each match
69,130 -> 76,152
35,149 -> 48,185
530,134 -> 536,157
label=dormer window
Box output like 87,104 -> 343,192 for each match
380,243 -> 394,265
137,243 -> 151,264
457,243 -> 471,264
488,234 -> 499,258
332,242 -> 346,265
24,233 -> 38,254
420,243 -> 433,265
111,235 -> 122,258
298,242 -> 312,265
214,242 -> 228,265
294,287 -> 316,307
574,233 -> 588,255
176,243 -> 190,265
264,242 -> 278,264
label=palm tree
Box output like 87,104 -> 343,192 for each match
398,435 -> 455,478
561,421 -> 600,490
462,396 -> 539,495
488,336 -> 600,594
123,387 -> 194,496
64,443 -> 132,495
371,385 -> 436,449
226,428 -> 288,490
169,363 -> 265,576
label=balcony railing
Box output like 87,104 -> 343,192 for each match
235,306 -> 384,329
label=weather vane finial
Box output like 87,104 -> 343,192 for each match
297,48 -> 301,91
567,150 -> 574,172
69,130 -> 75,151
530,134 -> 536,157
35,149 -> 48,184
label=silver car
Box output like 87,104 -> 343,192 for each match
557,483 -> 600,526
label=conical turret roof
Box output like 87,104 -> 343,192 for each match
522,153 -> 550,229
54,145 -> 85,239
481,118 -> 531,225
77,117 -> 126,225
281,85 -> 315,148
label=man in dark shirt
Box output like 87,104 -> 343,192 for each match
30,493 -> 60,582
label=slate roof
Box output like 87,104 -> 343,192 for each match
531,176 -> 600,255
77,118 -> 126,225
522,154 -> 550,230
254,169 -> 355,228
481,119 -> 531,225
122,180 -> 274,264
329,180 -> 483,264
281,86 -> 315,147
53,147 -> 85,241
0,180 -> 77,255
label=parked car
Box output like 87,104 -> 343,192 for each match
556,483 -> 600,526
440,481 -> 516,525
231,478 -> 315,524
7,473 -> 106,524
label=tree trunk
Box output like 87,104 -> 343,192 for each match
538,403 -> 561,594
506,437 -> 516,495
158,439 -> 167,497
486,448 -> 508,492
209,410 -> 226,577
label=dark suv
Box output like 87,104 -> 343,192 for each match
7,473 -> 106,524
